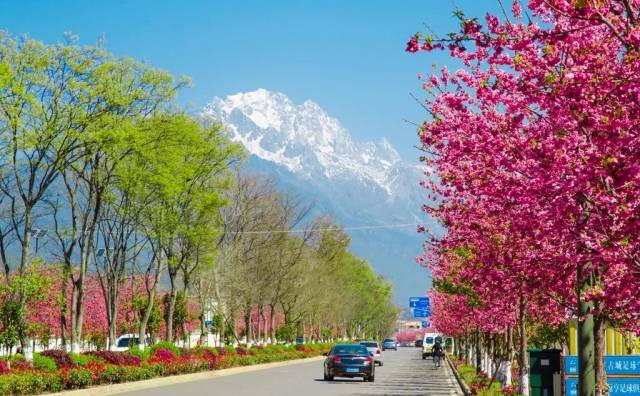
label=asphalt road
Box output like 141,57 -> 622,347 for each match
120,346 -> 463,396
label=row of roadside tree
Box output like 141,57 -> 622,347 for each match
0,31 -> 398,358
408,2 -> 640,396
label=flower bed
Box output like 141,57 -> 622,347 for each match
450,358 -> 519,396
0,343 -> 332,394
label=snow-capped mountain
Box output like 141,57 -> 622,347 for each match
201,89 -> 434,306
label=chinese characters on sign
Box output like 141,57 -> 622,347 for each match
566,377 -> 640,396
565,356 -> 640,375
565,356 -> 640,396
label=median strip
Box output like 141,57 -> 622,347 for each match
0,344 -> 331,395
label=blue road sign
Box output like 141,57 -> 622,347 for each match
421,320 -> 430,328
409,297 -> 430,308
565,356 -> 640,375
413,308 -> 430,318
566,377 -> 640,396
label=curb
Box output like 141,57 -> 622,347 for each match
50,355 -> 325,396
446,355 -> 472,396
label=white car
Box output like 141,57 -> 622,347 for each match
113,334 -> 150,351
359,341 -> 383,366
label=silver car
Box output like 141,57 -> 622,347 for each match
359,341 -> 383,366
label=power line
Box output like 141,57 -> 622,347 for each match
31,222 -> 421,237
233,223 -> 419,235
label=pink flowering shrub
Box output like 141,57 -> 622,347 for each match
215,347 -> 227,356
89,351 -> 141,366
148,348 -> 176,364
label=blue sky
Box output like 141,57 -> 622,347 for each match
1,0 -> 498,161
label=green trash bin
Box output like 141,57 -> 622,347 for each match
529,349 -> 562,396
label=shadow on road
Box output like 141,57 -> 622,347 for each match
313,378 -> 367,384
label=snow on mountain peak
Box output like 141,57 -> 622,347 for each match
201,89 -> 407,196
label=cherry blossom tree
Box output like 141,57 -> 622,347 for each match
409,2 -> 640,395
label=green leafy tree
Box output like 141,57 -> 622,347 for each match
0,32 -> 187,352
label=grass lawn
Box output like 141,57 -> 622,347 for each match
455,363 -> 516,396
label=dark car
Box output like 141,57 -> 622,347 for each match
415,339 -> 423,348
382,338 -> 397,351
323,344 -> 375,382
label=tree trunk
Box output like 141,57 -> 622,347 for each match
518,294 -> 530,396
107,280 -> 118,351
269,303 -> 277,343
19,208 -> 32,275
72,248 -> 90,354
70,281 -> 82,354
243,304 -> 252,344
182,321 -> 189,348
139,252 -> 163,351
518,297 -> 530,396
594,310 -> 607,396
578,265 -> 596,396
138,288 -> 156,351
199,310 -> 207,346
17,207 -> 32,357
465,333 -> 470,365
60,271 -> 69,350
475,331 -> 482,374
181,274 -> 191,347
502,327 -> 513,386
165,276 -> 177,342
256,306 -> 262,343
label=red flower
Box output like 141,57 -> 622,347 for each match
406,36 -> 420,53
148,348 -> 177,364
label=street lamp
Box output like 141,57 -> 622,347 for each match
30,229 -> 47,254
97,247 -> 113,257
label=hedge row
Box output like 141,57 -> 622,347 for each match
0,343 -> 332,395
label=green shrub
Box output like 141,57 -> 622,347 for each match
68,368 -> 92,389
0,375 -> 11,395
128,347 -> 151,361
33,353 -> 57,371
100,364 -> 155,383
263,344 -> 286,354
0,372 -> 62,395
9,373 -> 46,395
217,356 -> 237,369
148,363 -> 165,377
223,345 -> 236,354
275,324 -> 296,342
150,341 -> 180,357
9,353 -> 24,365
71,353 -> 92,366
122,366 -> 155,382
101,365 -> 123,383
41,372 -> 64,393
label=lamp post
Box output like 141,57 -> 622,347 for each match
30,229 -> 47,254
